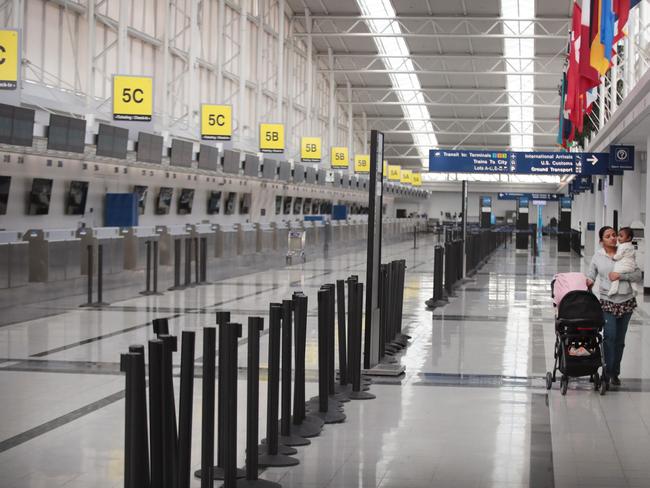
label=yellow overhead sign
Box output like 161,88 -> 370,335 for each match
331,146 -> 349,168
388,165 -> 401,181
412,172 -> 422,186
300,137 -> 321,162
0,30 -> 19,89
401,169 -> 413,184
259,123 -> 285,153
354,154 -> 370,173
201,104 -> 232,140
383,160 -> 388,176
113,75 -> 153,121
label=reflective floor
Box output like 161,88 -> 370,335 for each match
1,236 -> 650,487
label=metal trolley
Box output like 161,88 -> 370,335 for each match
286,229 -> 306,264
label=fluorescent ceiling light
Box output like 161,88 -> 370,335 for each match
356,0 -> 437,168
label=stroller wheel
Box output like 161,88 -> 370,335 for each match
560,376 -> 568,396
593,372 -> 601,391
545,372 -> 553,390
599,379 -> 607,396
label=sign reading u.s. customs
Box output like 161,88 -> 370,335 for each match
300,137 -> 321,162
113,75 -> 153,121
259,123 -> 284,153
0,30 -> 19,89
354,154 -> 370,173
201,105 -> 232,140
331,147 -> 349,168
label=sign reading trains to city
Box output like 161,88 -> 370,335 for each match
201,104 -> 232,140
388,164 -> 401,181
331,146 -> 349,168
400,169 -> 413,184
113,75 -> 153,121
259,123 -> 284,153
411,172 -> 422,186
300,137 -> 321,162
0,30 -> 19,89
354,154 -> 370,173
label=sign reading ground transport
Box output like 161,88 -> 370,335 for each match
498,192 -> 562,201
429,149 -> 610,175
113,75 -> 153,121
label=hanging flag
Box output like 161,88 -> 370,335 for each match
565,2 -> 582,132
601,0 -> 615,61
590,0 -> 610,75
579,0 -> 600,92
557,72 -> 568,146
613,0 -> 631,42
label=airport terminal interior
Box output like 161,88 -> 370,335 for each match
1,0 -> 650,487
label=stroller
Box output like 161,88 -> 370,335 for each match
546,279 -> 607,395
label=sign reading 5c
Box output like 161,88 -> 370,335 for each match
201,105 -> 232,140
260,123 -> 284,153
113,75 -> 153,121
301,137 -> 321,162
0,30 -> 19,90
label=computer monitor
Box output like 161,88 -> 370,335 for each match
28,178 -> 53,215
177,188 -> 194,214
65,180 -> 89,215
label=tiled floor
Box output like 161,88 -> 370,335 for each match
1,236 -> 649,487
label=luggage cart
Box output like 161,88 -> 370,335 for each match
286,229 -> 306,264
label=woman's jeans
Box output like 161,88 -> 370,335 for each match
602,311 -> 632,377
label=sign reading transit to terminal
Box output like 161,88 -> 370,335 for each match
497,192 -> 562,201
113,75 -> 153,121
0,30 -> 19,89
428,149 -> 610,175
201,105 -> 232,140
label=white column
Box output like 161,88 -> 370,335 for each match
305,8 -> 313,134
187,0 -> 198,128
117,0 -> 129,73
621,154 -> 643,225
610,47 -> 618,113
362,112 -> 368,153
85,0 -> 95,106
644,134 -> 650,289
160,0 -> 171,133
606,174 -> 622,227
255,0 -> 264,125
327,47 -> 335,160
347,81 -> 353,160
276,0 -> 285,123
237,0 -> 247,145
598,80 -> 606,129
216,0 -> 225,102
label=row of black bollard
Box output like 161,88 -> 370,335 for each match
377,260 -> 409,362
81,244 -> 109,307
141,240 -> 161,296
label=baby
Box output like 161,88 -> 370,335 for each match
608,227 -> 636,296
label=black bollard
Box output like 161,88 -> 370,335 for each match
195,238 -> 201,285
196,327 -> 215,486
148,339 -> 164,487
127,345 -> 150,488
349,281 -> 375,400
152,317 -> 169,337
152,240 -> 161,294
184,238 -> 193,288
222,323 -> 242,488
140,240 -> 152,295
336,280 -> 348,389
169,239 -> 184,291
159,334 -> 179,488
95,244 -> 109,306
277,299 -> 310,446
178,331 -> 195,488
258,303 -> 299,467
200,237 -> 209,284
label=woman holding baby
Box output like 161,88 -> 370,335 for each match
586,226 -> 642,386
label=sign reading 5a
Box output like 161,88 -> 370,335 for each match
113,75 -> 153,121
260,123 -> 284,153
411,172 -> 422,186
354,154 -> 370,173
331,147 -> 349,168
300,137 -> 321,162
388,165 -> 401,181
0,30 -> 19,90
201,105 -> 232,140
401,169 -> 413,184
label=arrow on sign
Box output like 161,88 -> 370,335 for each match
587,155 -> 599,165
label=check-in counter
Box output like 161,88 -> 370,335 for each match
122,226 -> 159,270
258,223 -> 275,253
0,231 -> 29,289
331,220 -> 342,242
76,227 -> 125,275
218,224 -> 239,258
237,223 -> 258,256
340,221 -> 351,242
314,221 -> 325,246
186,223 -> 217,263
156,225 -> 189,266
275,221 -> 290,253
23,229 -> 81,282
304,221 -> 317,247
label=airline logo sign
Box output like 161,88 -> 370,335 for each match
388,165 -> 401,181
300,137 -> 321,162
0,30 -> 19,89
354,154 -> 370,173
331,147 -> 349,168
259,123 -> 285,153
113,75 -> 153,121
411,173 -> 422,186
400,169 -> 413,184
201,105 -> 232,140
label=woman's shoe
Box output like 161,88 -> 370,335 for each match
611,376 -> 621,386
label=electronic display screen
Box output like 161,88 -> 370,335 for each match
223,150 -> 240,174
198,144 -> 219,171
263,159 -> 277,180
0,175 -> 10,215
283,196 -> 292,215
312,200 -> 320,214
156,187 -> 173,215
224,192 -> 237,215
65,180 -> 89,215
481,196 -> 492,207
28,178 -> 53,215
177,188 -> 194,215
244,155 -> 259,177
170,139 -> 193,167
275,196 -> 282,215
293,164 -> 305,183
279,161 -> 292,181
96,123 -> 128,159
240,193 -> 251,214
47,114 -> 86,153
519,196 -> 530,208
0,103 -> 35,147
304,198 -> 312,215
317,169 -> 326,185
207,191 -> 221,214
133,185 -> 148,215
293,197 -> 303,214
137,132 -> 164,164
560,197 -> 572,209
306,167 -> 316,184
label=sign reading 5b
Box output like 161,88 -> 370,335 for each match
113,75 -> 153,121
300,137 -> 321,162
0,30 -> 19,90
331,147 -> 349,168
354,154 -> 370,173
201,105 -> 232,140
260,123 -> 285,153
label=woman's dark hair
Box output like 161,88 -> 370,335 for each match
598,225 -> 615,241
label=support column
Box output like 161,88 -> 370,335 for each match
117,0 -> 129,73
276,0 -> 285,123
255,0 -> 265,124
362,112 -> 368,153
161,0 -> 171,132
85,0 -> 95,107
621,156 -> 643,226
610,47 -> 618,113
598,80 -> 606,129
347,81 -> 353,161
216,0 -> 225,103
187,0 -> 199,128
305,9 -> 313,134
237,1 -> 247,145
461,180 -> 468,278
644,134 -> 650,290
594,177 -> 605,252
606,174 -> 622,228
327,47 -> 335,160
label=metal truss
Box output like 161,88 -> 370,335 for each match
291,15 -> 570,40
356,117 -> 557,136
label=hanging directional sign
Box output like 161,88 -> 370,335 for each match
113,75 -> 153,121
412,173 -> 422,186
388,165 -> 401,181
497,192 -> 562,201
400,169 -> 412,184
259,123 -> 284,153
609,145 -> 634,171
300,136 -> 321,162
331,146 -> 349,167
201,104 -> 232,140
428,149 -> 610,175
0,30 -> 19,90
354,154 -> 370,173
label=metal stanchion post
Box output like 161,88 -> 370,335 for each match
177,331 -> 195,488
349,281 -> 375,400
196,327 -> 215,485
336,280 -> 349,390
222,323 -> 242,488
195,238 -> 200,285
200,237 -> 209,284
184,238 -> 192,288
169,239 -> 184,291
141,240 -> 152,295
152,241 -> 160,294
81,245 -> 94,307
148,339 -> 164,488
95,244 -> 108,306
160,334 -> 178,488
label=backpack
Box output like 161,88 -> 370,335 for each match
552,272 -> 589,307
